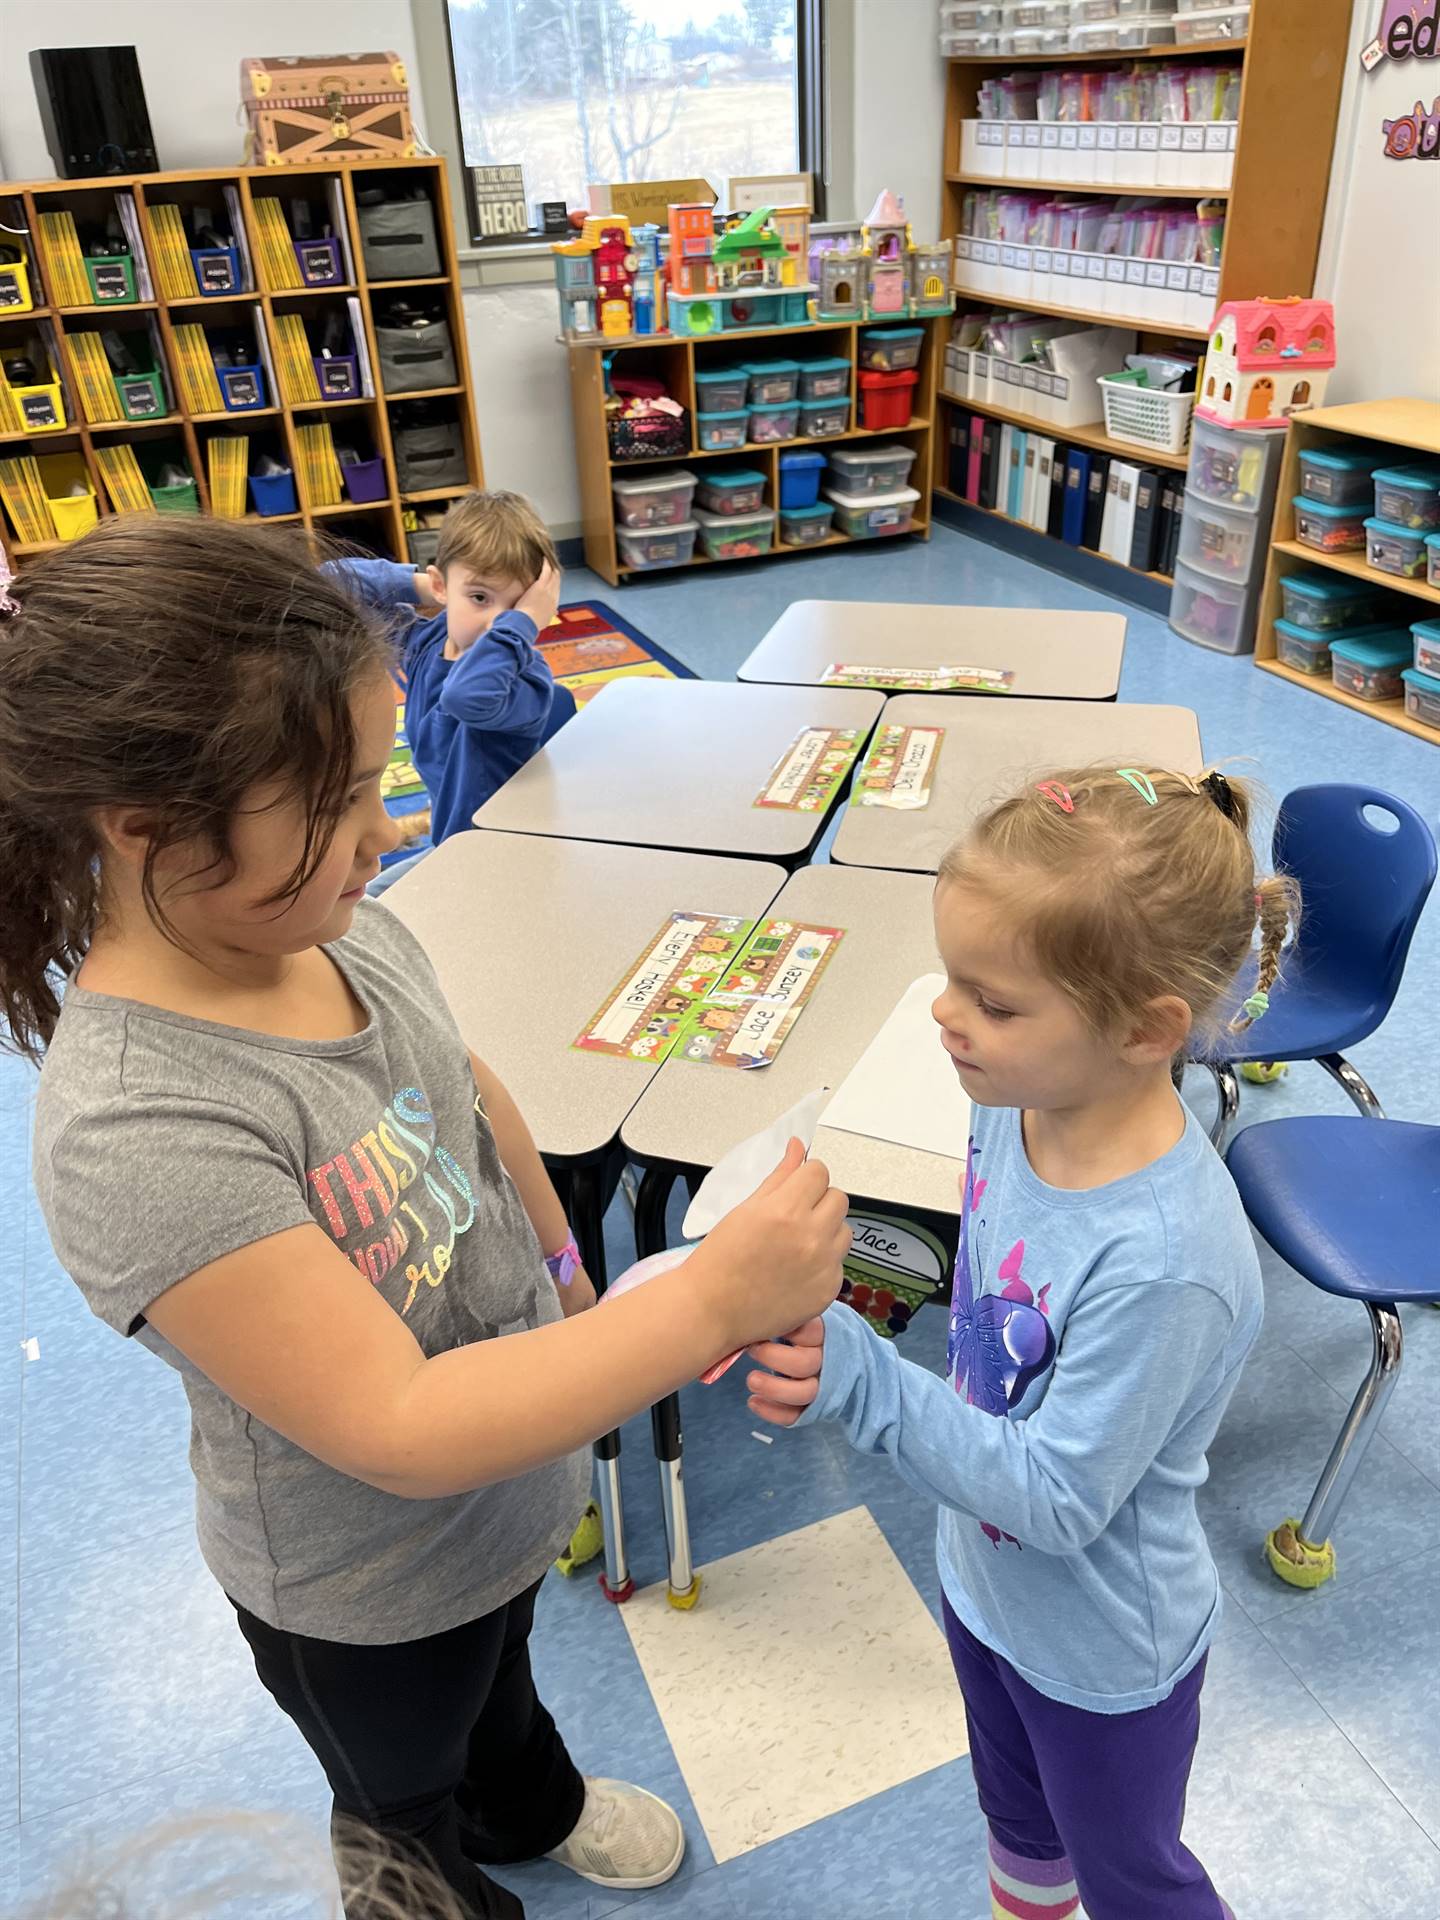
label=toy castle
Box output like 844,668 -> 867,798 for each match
810,190 -> 953,324
1196,296 -> 1337,429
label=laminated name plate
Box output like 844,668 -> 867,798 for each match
821,662 -> 1014,692
573,912 -> 754,1063
754,725 -> 865,811
674,918 -> 845,1069
850,723 -> 944,809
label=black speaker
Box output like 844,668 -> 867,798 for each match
29,45 -> 159,177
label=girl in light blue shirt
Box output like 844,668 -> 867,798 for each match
748,765 -> 1297,1920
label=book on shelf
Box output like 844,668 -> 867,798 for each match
94,442 -> 153,515
1082,455 -> 1110,552
251,195 -> 305,291
35,211 -> 90,307
1062,449 -> 1090,545
966,414 -> 984,502
0,456 -> 50,544
64,331 -> 124,424
1047,442 -> 1067,537
1129,467 -> 1162,572
295,419 -> 344,507
273,312 -> 322,405
170,323 -> 225,412
146,203 -> 199,301
207,435 -> 248,519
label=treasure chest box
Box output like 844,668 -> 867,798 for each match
240,53 -> 415,166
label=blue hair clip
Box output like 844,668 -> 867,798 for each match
1117,768 -> 1158,805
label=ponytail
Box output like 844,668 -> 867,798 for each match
0,796 -> 100,1059
1229,871 -> 1300,1034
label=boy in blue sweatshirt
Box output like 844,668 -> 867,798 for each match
326,491 -> 574,875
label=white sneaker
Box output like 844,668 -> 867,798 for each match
546,1777 -> 685,1891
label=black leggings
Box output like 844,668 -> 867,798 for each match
233,1579 -> 585,1920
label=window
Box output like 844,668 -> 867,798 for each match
445,0 -> 823,245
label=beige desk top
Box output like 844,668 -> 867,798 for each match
621,864 -> 965,1218
473,677 -> 885,858
736,599 -> 1127,701
832,694 -> 1203,875
383,832 -> 787,1162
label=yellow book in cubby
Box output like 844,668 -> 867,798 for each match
170,324 -> 225,414
206,435 -> 248,520
146,202 -> 200,301
94,442 -> 155,515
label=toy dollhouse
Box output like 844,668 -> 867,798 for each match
1196,296 -> 1337,429
806,194 -> 954,324
863,187 -> 910,316
713,207 -> 786,290
667,204 -> 811,334
552,214 -> 637,338
910,240 -> 954,315
770,206 -> 810,287
810,232 -> 866,321
667,203 -> 716,297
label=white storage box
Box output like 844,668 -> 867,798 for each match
1099,375 -> 1196,455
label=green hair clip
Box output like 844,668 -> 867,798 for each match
1242,989 -> 1270,1022
1117,768 -> 1158,805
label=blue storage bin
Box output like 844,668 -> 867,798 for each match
191,246 -> 241,296
218,361 -> 267,411
294,237 -> 344,287
248,467 -> 298,516
778,449 -> 827,508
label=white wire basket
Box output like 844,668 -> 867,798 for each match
1097,376 -> 1197,456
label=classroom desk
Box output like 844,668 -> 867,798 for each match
620,863 -> 965,1604
473,677 -> 886,865
737,599 -> 1127,701
384,829 -> 788,1600
832,694 -> 1204,874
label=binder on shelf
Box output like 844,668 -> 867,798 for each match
1005,428 -> 1025,521
1061,449 -> 1090,545
1031,438 -> 1054,531
347,296 -> 375,397
947,412 -> 970,495
1109,461 -> 1140,566
1129,466 -> 1162,573
966,414 -> 984,502
1021,436 -> 1038,527
979,421 -> 1001,510
1047,442 -> 1068,538
1098,463 -> 1121,561
1158,478 -> 1183,576
1082,455 -> 1110,552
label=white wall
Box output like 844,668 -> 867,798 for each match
1312,3 -> 1440,405
846,0 -> 945,241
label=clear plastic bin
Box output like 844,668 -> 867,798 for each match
616,519 -> 698,570
1009,25 -> 1071,50
1177,489 -> 1261,581
1365,516 -> 1429,578
1071,16 -> 1179,49
1279,570 -> 1383,633
693,505 -> 776,560
1293,495 -> 1367,553
1402,666 -> 1440,729
1272,618 -> 1333,677
941,1 -> 1004,24
748,400 -> 800,443
743,359 -> 801,406
695,466 -> 767,515
825,443 -> 918,495
1076,0 -> 1174,14
693,367 -> 750,412
796,357 -> 851,401
1298,445 -> 1378,508
779,502 -> 837,546
1330,632 -> 1412,701
801,397 -> 849,437
610,468 -> 698,528
940,28 -> 1002,51
1411,618 -> 1440,678
1168,560 -> 1256,654
1429,533 -> 1440,587
825,483 -> 921,538
696,409 -> 749,451
1188,417 -> 1282,513
1173,3 -> 1249,40
1372,463 -> 1440,531
859,327 -> 925,372
1001,0 -> 1069,24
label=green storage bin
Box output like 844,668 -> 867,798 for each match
115,368 -> 167,422
83,253 -> 137,304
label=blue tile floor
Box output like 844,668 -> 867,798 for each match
3,523 -> 1438,1917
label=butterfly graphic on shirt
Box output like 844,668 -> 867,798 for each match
948,1139 -> 1057,1416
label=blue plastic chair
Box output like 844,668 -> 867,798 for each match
1227,1116 -> 1440,1589
1202,785 -> 1436,1148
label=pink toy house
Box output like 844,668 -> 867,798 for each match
1196,296 -> 1336,429
863,187 -> 911,317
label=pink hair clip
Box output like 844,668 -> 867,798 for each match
1036,780 -> 1074,814
0,563 -> 18,617
1117,768 -> 1158,805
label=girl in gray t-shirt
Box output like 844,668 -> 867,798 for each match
1,519 -> 849,1919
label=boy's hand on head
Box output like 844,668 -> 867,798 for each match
515,560 -> 561,633
746,1318 -> 826,1427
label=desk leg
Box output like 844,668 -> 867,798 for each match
569,1156 -> 634,1603
635,1165 -> 701,1608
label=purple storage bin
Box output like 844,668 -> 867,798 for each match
341,454 -> 388,503
294,237 -> 344,287
314,354 -> 360,400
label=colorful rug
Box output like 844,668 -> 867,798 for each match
382,600 -> 694,861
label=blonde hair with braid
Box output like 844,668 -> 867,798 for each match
939,766 -> 1300,1048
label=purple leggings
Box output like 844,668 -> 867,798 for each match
943,1597 -> 1232,1920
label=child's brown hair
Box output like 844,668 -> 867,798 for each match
939,766 -> 1300,1045
435,488 -> 556,583
0,516 -> 393,1060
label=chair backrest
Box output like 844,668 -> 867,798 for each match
1273,784 -> 1436,1031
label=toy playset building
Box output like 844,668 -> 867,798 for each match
1196,296 -> 1337,428
809,191 -> 954,323
552,214 -> 638,338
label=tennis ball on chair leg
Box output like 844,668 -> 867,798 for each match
1240,1061 -> 1288,1086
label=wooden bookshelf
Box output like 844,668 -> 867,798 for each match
570,316 -> 944,585
933,0 -> 1352,596
0,158 -> 482,568
1254,399 -> 1440,742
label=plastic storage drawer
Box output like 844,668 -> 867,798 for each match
696,409 -> 749,451
1415,619 -> 1440,678
611,468 -> 698,527
358,197 -> 441,280
1177,490 -> 1261,581
825,483 -> 920,538
826,443 -> 918,495
1173,4 -> 1247,41
616,519 -> 698,570
1072,17 -> 1181,50
1188,418 -> 1282,513
1365,516 -> 1428,578
693,505 -> 776,559
1330,632 -> 1412,701
1272,618 -> 1333,676
1168,561 -> 1256,655
694,368 -> 750,412
941,1 -> 1004,23
748,400 -> 800,443
779,502 -> 836,546
742,359 -> 800,406
1372,463 -> 1440,531
1402,667 -> 1440,728
778,450 -> 827,508
1429,533 -> 1440,586
695,467 -> 767,515
797,357 -> 851,401
801,397 -> 849,438
858,327 -> 925,372
1278,570 -> 1383,633
1298,445 -> 1378,507
1293,495 -> 1367,553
